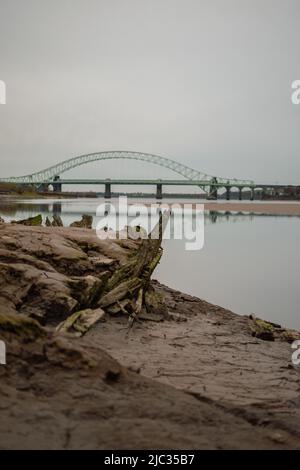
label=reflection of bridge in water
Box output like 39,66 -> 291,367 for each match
206,210 -> 281,225
1,151 -> 299,201
2,198 -> 299,227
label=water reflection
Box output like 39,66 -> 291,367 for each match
0,198 -> 298,226
0,200 -> 62,216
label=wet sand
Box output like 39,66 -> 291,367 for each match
204,202 -> 300,215
85,282 -> 300,432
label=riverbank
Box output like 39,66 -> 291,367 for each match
0,223 -> 299,449
204,201 -> 300,216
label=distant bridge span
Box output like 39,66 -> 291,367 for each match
1,151 -> 298,200
0,150 -> 253,187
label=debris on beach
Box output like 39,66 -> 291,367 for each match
70,214 -> 93,229
45,214 -> 64,227
0,212 -> 169,335
11,214 -> 42,226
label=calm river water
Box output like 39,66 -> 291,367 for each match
1,197 -> 299,329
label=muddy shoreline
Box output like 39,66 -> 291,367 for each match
0,223 -> 299,449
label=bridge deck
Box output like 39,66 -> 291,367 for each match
32,179 -> 296,189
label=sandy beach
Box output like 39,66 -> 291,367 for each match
204,201 -> 300,216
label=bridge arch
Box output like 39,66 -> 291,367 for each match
0,151 -> 254,187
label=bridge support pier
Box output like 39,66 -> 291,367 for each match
226,186 -> 231,201
53,183 -> 62,192
53,176 -> 62,193
208,188 -> 218,199
105,183 -> 111,199
239,188 -> 243,200
208,177 -> 218,200
250,188 -> 254,201
156,183 -> 163,200
38,183 -> 49,193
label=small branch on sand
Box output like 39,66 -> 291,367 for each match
127,287 -> 144,332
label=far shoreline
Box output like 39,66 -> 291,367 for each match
1,194 -> 300,216
204,201 -> 300,216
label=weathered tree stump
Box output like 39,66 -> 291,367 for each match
0,212 -> 169,335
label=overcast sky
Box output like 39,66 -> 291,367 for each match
0,0 -> 299,184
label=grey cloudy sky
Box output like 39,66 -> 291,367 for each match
0,0 -> 299,184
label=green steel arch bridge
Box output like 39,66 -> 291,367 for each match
0,150 -> 295,200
